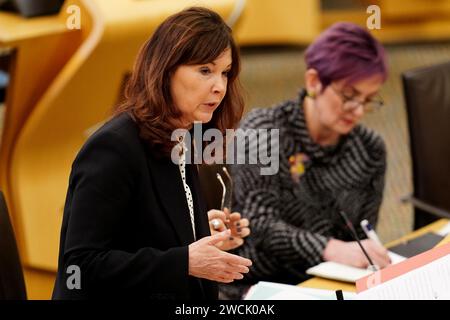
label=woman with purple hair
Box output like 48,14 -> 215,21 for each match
223,22 -> 390,299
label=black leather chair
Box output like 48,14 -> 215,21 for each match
402,61 -> 450,229
0,191 -> 27,299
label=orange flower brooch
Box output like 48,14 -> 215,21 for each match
289,153 -> 310,183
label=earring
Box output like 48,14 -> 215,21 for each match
307,91 -> 316,99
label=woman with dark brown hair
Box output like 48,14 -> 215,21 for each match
52,7 -> 251,300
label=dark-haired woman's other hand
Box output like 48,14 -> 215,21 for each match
188,230 -> 252,283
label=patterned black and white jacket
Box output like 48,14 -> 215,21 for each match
229,89 -> 386,288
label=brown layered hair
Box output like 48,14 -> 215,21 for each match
115,7 -> 244,156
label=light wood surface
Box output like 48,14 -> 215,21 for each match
0,8 -> 81,274
385,219 -> 449,248
321,0 -> 450,44
0,12 -> 67,45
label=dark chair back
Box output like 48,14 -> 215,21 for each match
0,0 -> 65,18
0,191 -> 27,299
402,61 -> 450,229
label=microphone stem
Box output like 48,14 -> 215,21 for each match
348,222 -> 376,267
339,211 -> 376,268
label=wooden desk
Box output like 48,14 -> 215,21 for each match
0,11 -> 81,300
0,11 -> 79,221
0,11 -> 68,44
299,219 -> 449,292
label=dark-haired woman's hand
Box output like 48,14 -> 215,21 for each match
188,230 -> 252,283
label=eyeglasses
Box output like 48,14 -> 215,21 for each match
216,166 -> 233,211
330,84 -> 384,113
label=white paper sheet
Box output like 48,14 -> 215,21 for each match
244,281 -> 356,300
306,261 -> 375,283
356,254 -> 450,300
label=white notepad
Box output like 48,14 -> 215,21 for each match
306,251 -> 406,283
306,261 -> 374,283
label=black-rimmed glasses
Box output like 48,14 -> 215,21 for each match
330,84 -> 384,113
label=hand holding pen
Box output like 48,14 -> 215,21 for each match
323,212 -> 391,269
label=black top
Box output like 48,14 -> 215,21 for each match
52,113 -> 217,300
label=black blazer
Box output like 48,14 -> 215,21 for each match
52,113 -> 217,300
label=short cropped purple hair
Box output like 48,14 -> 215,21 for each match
305,22 -> 388,89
